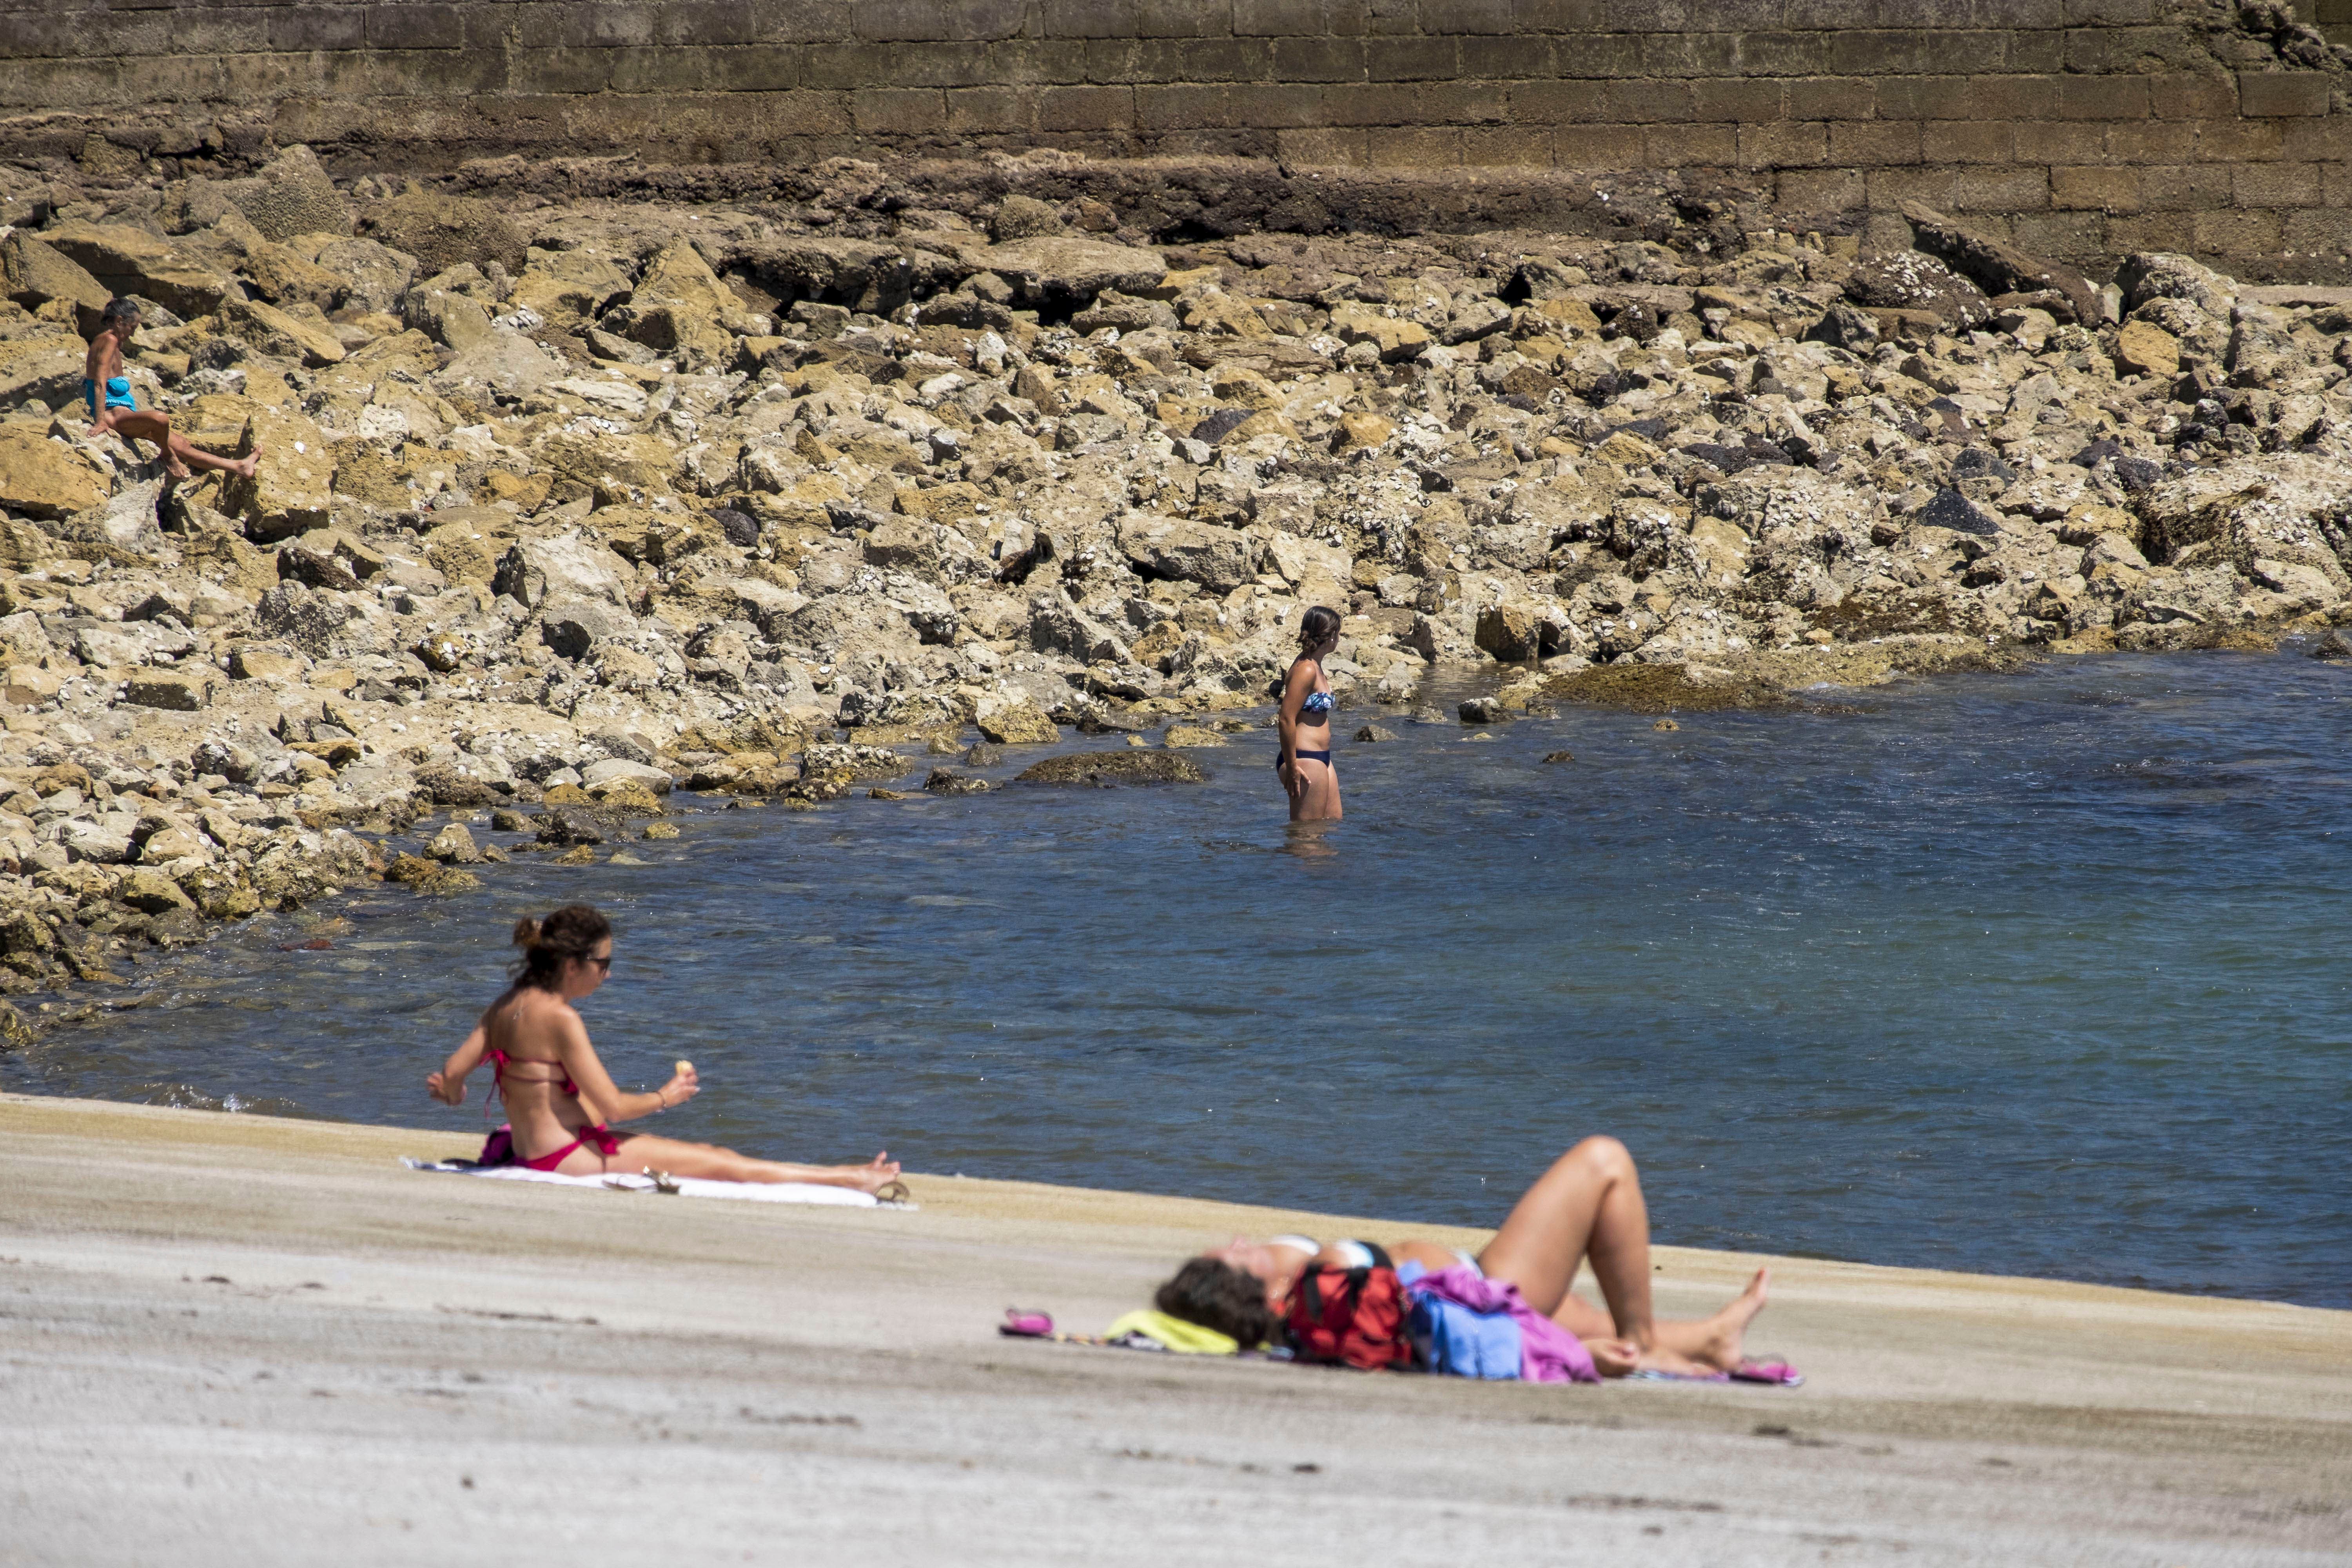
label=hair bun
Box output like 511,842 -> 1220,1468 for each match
511,916 -> 541,948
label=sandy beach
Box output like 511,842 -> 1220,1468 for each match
3,1091 -> 2347,1566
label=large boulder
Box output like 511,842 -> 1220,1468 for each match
580,757 -> 673,795
1326,302 -> 1432,362
1116,514 -> 1259,593
506,249 -> 632,328
217,297 -> 345,367
974,693 -> 1058,745
1900,201 -> 2103,326
246,826 -> 374,906
310,237 -> 417,315
602,239 -> 740,368
0,232 -> 109,324
49,479 -> 167,556
2116,252 -> 2238,320
492,532 -> 633,609
1844,250 -> 1991,330
219,407 -> 334,540
38,221 -> 231,319
0,428 -> 107,519
253,579 -> 353,656
358,193 -> 525,277
218,146 -> 352,242
538,595 -> 637,658
978,237 -> 1166,309
430,328 -> 563,400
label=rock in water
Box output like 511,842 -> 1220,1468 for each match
1014,751 -> 1207,786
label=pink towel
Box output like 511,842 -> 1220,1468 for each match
1407,1266 -> 1599,1384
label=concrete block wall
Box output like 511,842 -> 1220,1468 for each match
4,1 -> 2350,272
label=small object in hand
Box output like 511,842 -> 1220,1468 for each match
675,1058 -> 693,1075
1000,1308 -> 1054,1338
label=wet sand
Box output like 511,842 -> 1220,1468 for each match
4,1092 -> 2348,1566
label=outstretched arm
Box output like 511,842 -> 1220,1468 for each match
557,1011 -> 697,1125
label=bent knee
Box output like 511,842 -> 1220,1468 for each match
1563,1135 -> 1634,1180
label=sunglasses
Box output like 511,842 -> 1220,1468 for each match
591,955 -> 612,973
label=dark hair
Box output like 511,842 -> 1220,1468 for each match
98,297 -> 140,332
1296,604 -> 1341,652
510,904 -> 611,990
1154,1257 -> 1283,1347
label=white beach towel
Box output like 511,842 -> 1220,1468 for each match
402,1157 -> 914,1208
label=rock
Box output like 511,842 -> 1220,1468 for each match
1013,750 -> 1207,786
1653,718 -> 1681,731
1845,250 -> 1991,329
2310,629 -> 2352,661
1474,603 -> 1541,662
51,480 -> 167,556
121,671 -> 211,711
218,297 -> 345,367
581,758 -> 674,796
974,693 -> 1058,745
118,866 -> 196,913
229,646 -> 306,682
539,597 -> 636,659
425,822 -> 479,863
2116,252 -> 2238,319
1542,750 -> 1575,763
2113,321 -> 2180,380
962,742 -> 1004,768
0,428 -> 107,519
1355,724 -> 1397,742
492,533 -> 632,609
922,767 -> 991,795
1913,488 -> 2004,537
1458,696 -> 1514,724
360,193 -> 525,277
1163,723 -> 1227,747
980,237 -> 1166,308
39,221 -> 229,318
254,580 -> 350,656
60,818 -> 135,864
220,145 -> 352,241
0,231 -> 110,322
219,407 -> 335,540
1116,515 -> 1259,593
1802,301 -> 1880,350
1327,302 -> 1432,362
1900,202 -> 2103,326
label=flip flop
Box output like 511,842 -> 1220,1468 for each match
873,1179 -> 913,1204
1000,1308 -> 1054,1338
1729,1358 -> 1804,1387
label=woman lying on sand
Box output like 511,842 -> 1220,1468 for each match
1155,1136 -> 1768,1377
427,903 -> 904,1195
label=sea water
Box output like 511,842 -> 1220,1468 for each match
9,649 -> 2348,1308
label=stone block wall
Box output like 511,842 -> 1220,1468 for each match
5,1 -> 2352,275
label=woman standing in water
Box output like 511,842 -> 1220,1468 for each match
1276,605 -> 1344,822
428,904 -> 904,1194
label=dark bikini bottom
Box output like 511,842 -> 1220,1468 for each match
1277,750 -> 1334,769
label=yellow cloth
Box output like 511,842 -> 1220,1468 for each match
1104,1309 -> 1238,1355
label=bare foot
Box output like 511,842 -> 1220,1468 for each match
1690,1267 -> 1771,1371
163,456 -> 192,480
844,1151 -> 903,1194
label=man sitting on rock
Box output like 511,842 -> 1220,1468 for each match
83,297 -> 261,484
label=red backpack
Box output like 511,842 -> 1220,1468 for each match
1285,1245 -> 1411,1372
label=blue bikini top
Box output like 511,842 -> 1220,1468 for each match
1300,689 -> 1334,715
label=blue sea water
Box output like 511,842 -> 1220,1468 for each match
7,649 -> 2348,1307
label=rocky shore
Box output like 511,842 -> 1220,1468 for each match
4,146 -> 2352,994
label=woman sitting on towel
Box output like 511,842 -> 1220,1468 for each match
1154,1136 -> 1769,1377
427,903 -> 904,1195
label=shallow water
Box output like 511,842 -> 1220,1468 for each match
10,650 -> 2350,1307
